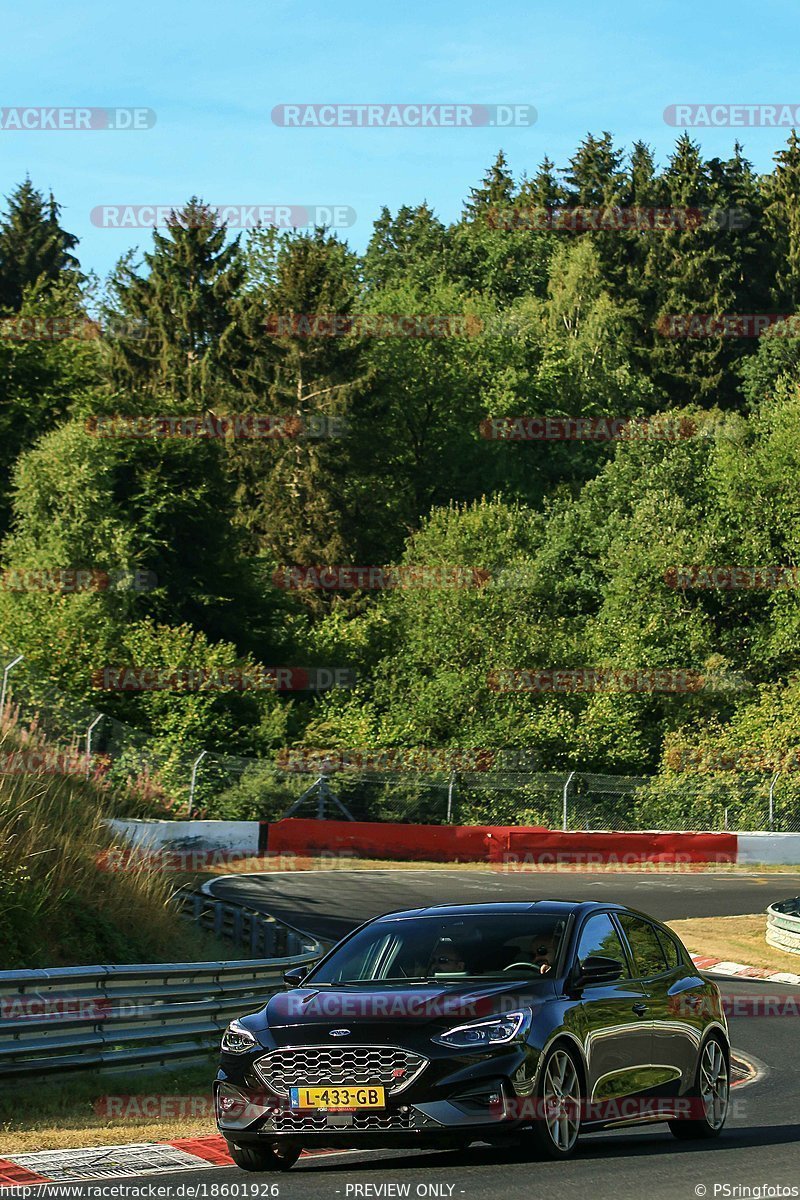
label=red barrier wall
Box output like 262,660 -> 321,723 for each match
265,819 -> 738,864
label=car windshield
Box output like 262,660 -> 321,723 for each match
307,913 -> 568,984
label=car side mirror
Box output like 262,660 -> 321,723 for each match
576,955 -> 625,985
283,964 -> 311,987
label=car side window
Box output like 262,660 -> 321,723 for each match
618,915 -> 669,978
575,913 -> 629,974
654,925 -> 682,968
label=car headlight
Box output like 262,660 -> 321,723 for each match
432,1008 -> 532,1049
221,1019 -> 258,1053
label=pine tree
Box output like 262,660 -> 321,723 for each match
559,133 -> 634,298
232,229 -> 367,567
563,133 -> 625,206
0,179 -> 80,310
462,150 -> 515,220
104,197 -> 244,403
646,136 -> 749,406
764,130 -> 800,308
629,141 -> 658,205
517,156 -> 569,210
363,204 -> 448,291
452,151 -> 552,301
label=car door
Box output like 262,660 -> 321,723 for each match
616,914 -> 701,1095
572,911 -> 654,1114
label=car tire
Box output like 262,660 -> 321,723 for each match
522,1043 -> 583,1159
669,1034 -> 730,1140
226,1141 -> 302,1171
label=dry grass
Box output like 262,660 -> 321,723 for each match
0,1063 -> 217,1154
0,724 -> 233,967
668,913 -> 800,974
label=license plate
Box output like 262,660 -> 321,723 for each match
289,1085 -> 386,1110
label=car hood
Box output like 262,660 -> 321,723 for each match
250,978 -> 555,1031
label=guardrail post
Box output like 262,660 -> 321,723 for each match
769,771 -> 779,831
562,770 -> 576,832
447,772 -> 456,823
188,750 -> 208,817
86,714 -> 103,778
0,654 -> 23,718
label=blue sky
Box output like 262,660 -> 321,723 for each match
2,0 -> 798,282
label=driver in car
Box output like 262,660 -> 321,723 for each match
429,938 -> 466,974
532,935 -> 558,974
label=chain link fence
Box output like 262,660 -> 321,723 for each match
1,643 -> 799,831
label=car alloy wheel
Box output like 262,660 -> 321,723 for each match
526,1045 -> 582,1158
670,1034 -> 730,1140
699,1037 -> 729,1130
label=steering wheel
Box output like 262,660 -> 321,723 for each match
502,961 -> 543,973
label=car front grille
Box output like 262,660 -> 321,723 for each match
254,1045 -> 428,1096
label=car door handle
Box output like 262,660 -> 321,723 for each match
632,1002 -> 648,1016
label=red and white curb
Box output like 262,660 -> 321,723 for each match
690,952 -> 800,985
0,1136 -> 353,1187
0,1138 -> 232,1187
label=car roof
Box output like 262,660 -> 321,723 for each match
372,900 -> 612,922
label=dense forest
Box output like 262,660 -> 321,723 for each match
3,131 -> 800,824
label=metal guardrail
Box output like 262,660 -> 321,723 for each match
765,897 -> 800,955
174,886 -> 317,959
0,893 -> 321,1079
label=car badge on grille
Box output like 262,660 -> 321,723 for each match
329,1028 -> 351,1037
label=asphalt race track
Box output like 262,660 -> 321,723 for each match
207,866 -> 800,943
26,870 -> 800,1198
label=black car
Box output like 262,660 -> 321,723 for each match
215,900 -> 730,1170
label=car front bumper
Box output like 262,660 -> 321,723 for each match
214,1073 -> 527,1150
